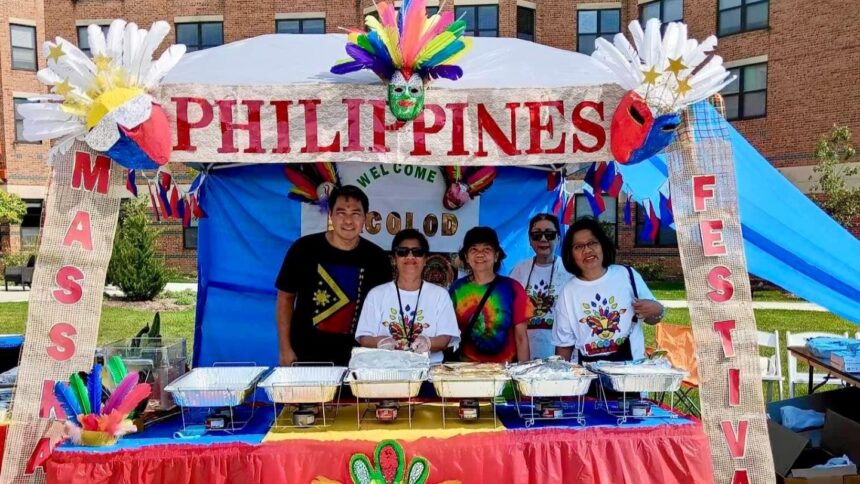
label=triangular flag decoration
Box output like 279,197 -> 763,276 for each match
624,195 -> 632,226
639,201 -> 654,243
584,189 -> 605,217
563,195 -> 576,225
648,202 -> 660,241
659,192 -> 674,228
583,162 -> 597,189
606,164 -> 624,198
126,170 -> 138,197
599,162 -> 616,193
147,183 -> 160,222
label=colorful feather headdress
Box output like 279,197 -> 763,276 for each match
331,0 -> 472,121
440,166 -> 496,210
284,162 -> 341,209
590,19 -> 734,165
19,19 -> 185,169
54,356 -> 151,446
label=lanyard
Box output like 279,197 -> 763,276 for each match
395,281 -> 423,343
525,257 -> 556,293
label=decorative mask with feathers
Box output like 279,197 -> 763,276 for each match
591,19 -> 733,165
284,162 -> 342,209
18,19 -> 185,169
331,0 -> 472,121
54,356 -> 151,446
441,166 -> 497,210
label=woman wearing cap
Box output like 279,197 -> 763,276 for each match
449,227 -> 533,363
509,213 -> 572,359
356,229 -> 460,363
553,218 -> 664,365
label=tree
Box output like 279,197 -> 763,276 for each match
0,191 -> 27,225
810,125 -> 860,229
107,197 -> 167,301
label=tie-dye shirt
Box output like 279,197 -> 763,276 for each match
449,276 -> 533,363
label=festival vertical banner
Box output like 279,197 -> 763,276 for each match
0,143 -> 123,483
666,101 -> 774,484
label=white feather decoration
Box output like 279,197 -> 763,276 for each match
20,19 -> 186,163
592,18 -> 734,114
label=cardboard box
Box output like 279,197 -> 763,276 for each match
770,406 -> 860,484
831,353 -> 860,374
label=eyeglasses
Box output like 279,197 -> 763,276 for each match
394,247 -> 427,257
467,246 -> 496,256
573,241 -> 601,253
529,230 -> 558,242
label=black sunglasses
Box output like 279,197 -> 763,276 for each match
394,247 -> 427,257
529,230 -> 558,242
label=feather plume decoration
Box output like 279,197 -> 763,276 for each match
441,166 -> 497,209
107,355 -> 128,386
284,163 -> 341,206
331,0 -> 472,84
110,383 -> 151,417
88,363 -> 104,415
69,373 -> 92,415
103,372 -> 139,415
54,381 -> 82,425
20,19 -> 185,167
591,19 -> 733,115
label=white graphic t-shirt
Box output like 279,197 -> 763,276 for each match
509,257 -> 572,359
356,281 -> 461,363
552,265 -> 654,361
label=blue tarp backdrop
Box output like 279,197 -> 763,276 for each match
193,165 -> 558,366
194,108 -> 860,366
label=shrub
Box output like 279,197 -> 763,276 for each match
107,198 -> 167,301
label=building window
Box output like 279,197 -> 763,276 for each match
14,98 -> 38,143
718,0 -> 768,36
640,0 -> 683,24
20,200 -> 43,248
11,24 -> 37,71
175,22 -> 223,52
455,5 -> 498,37
635,205 -> 677,248
517,6 -> 535,41
722,62 -> 767,120
575,194 -> 618,245
183,218 -> 198,250
577,9 -> 621,55
76,25 -> 110,56
276,18 -> 325,34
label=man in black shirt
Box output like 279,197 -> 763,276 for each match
275,185 -> 392,366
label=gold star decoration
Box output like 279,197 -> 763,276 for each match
642,66 -> 661,85
313,289 -> 331,306
54,79 -> 73,96
93,54 -> 112,71
47,44 -> 66,63
676,78 -> 692,96
667,57 -> 687,76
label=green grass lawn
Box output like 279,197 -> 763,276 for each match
650,281 -> 802,302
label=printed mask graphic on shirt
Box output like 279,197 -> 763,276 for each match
383,306 -> 429,349
580,292 -> 628,355
527,279 -> 556,330
312,264 -> 364,334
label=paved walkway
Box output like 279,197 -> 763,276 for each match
0,283 -> 829,311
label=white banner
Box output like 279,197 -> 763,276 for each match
301,162 -> 478,252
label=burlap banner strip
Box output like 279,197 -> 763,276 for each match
0,143 -> 124,484
157,83 -> 624,166
667,105 -> 774,484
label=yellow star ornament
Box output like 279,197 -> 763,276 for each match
642,66 -> 661,85
54,79 -> 73,96
676,78 -> 692,96
667,57 -> 687,76
47,44 -> 65,63
93,54 -> 112,71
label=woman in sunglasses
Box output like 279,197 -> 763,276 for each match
449,227 -> 533,363
509,213 -> 572,359
356,229 -> 460,363
553,218 -> 665,366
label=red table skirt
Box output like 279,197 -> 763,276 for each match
46,424 -> 713,484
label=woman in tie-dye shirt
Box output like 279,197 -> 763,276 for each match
449,227 -> 533,363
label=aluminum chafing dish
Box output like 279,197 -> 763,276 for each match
346,368 -> 428,399
429,363 -> 510,399
165,366 -> 268,407
508,359 -> 597,397
587,360 -> 687,393
258,366 -> 347,404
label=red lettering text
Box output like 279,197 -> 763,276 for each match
52,266 -> 84,305
572,101 -> 606,153
62,210 -> 93,251
215,99 -> 264,154
46,323 -> 77,362
172,97 -> 213,152
71,151 -> 111,194
707,265 -> 734,303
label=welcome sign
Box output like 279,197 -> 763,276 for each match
301,161 -> 479,252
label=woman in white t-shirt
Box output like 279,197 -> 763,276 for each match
509,213 -> 572,359
553,218 -> 665,364
356,229 -> 460,363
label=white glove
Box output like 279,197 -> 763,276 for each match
377,337 -> 398,350
410,335 -> 431,354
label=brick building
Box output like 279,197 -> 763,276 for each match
2,0 -> 858,277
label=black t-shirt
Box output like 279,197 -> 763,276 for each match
275,232 -> 393,366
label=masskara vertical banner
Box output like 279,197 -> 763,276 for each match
666,103 -> 774,484
0,143 -> 124,483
